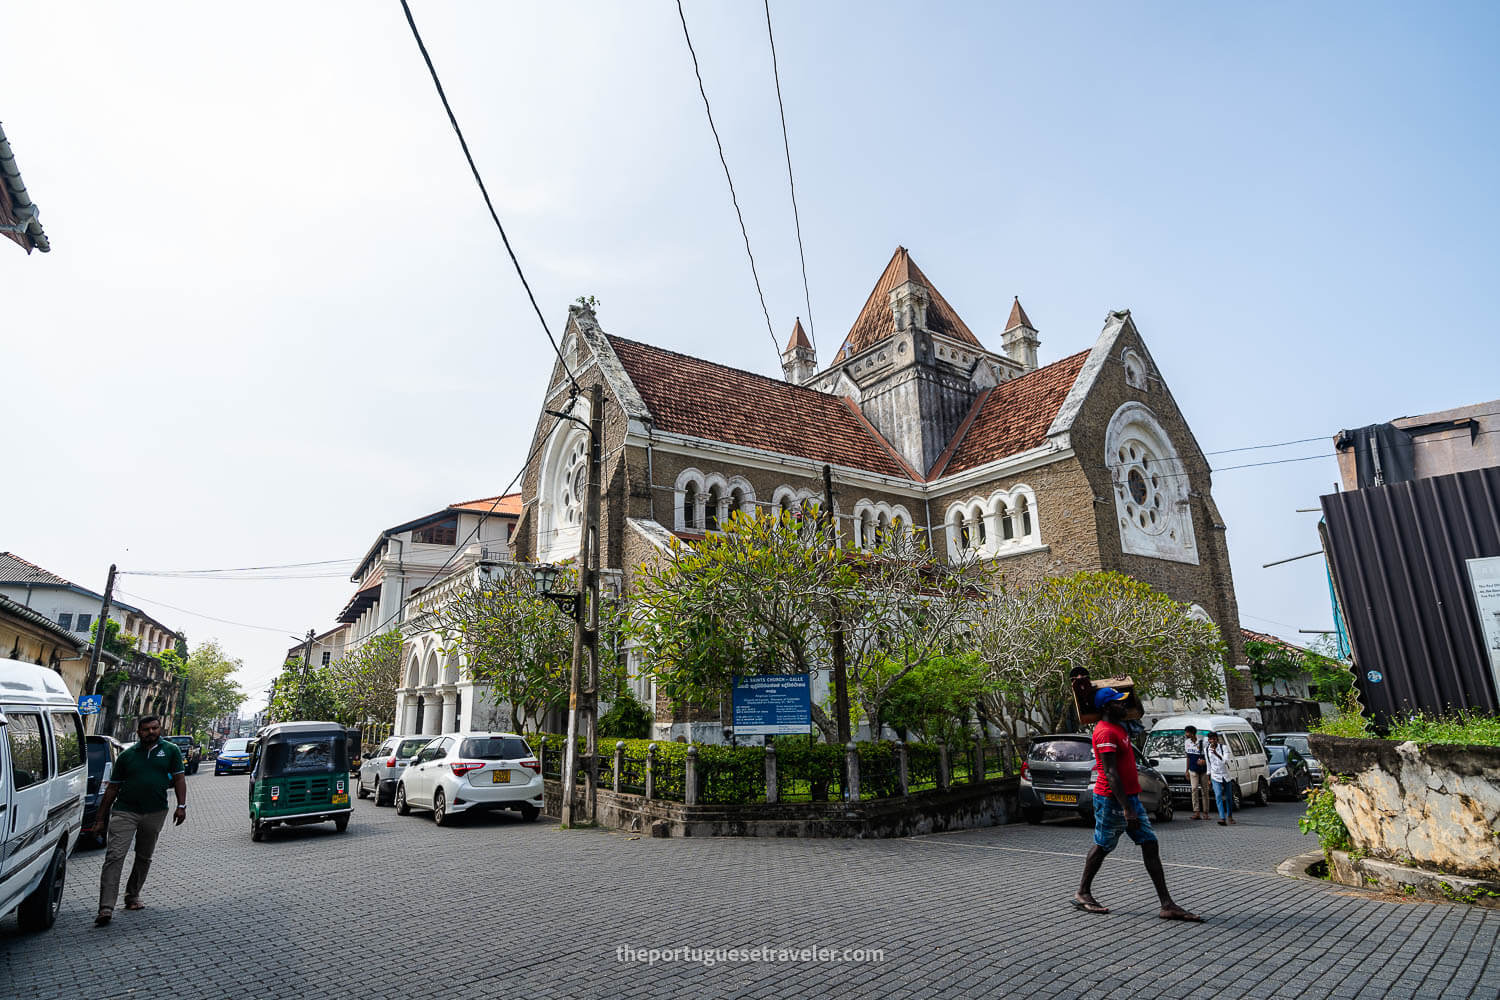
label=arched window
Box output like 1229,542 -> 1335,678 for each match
705,486 -> 721,532
972,508 -> 987,547
1105,402 -> 1198,563
860,510 -> 875,549
957,513 -> 971,551
730,488 -> 745,521
999,500 -> 1014,541
683,482 -> 698,529
1016,495 -> 1032,538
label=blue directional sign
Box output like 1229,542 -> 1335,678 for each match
732,674 -> 811,736
78,694 -> 103,715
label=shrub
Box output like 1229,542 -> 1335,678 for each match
1310,690 -> 1370,739
1299,781 -> 1351,865
598,690 -> 654,739
1387,711 -> 1500,747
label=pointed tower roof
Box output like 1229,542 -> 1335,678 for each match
836,247 -> 982,361
1004,296 -> 1035,332
784,317 -> 812,352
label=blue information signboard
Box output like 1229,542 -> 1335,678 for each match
731,674 -> 811,736
78,694 -> 103,716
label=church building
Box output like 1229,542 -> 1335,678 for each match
514,247 -> 1252,739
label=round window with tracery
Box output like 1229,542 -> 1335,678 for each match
1116,441 -> 1167,535
560,438 -> 587,525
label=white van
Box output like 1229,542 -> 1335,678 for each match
1142,714 -> 1271,809
1,660 -> 88,932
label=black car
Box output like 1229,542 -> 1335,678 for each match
165,735 -> 202,774
82,735 -> 126,848
1019,733 -> 1174,825
1266,745 -> 1314,800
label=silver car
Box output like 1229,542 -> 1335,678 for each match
1019,733 -> 1174,825
357,735 -> 433,806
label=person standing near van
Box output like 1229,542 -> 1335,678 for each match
91,715 -> 187,926
1206,732 -> 1235,826
1074,688 -> 1200,922
1183,725 -> 1210,820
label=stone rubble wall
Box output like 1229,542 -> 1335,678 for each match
1312,734 -> 1500,878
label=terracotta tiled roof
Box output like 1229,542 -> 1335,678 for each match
0,551 -> 71,586
607,335 -> 911,478
1241,627 -> 1307,654
937,350 -> 1090,476
449,493 -> 522,517
1004,297 -> 1034,332
836,247 -> 982,362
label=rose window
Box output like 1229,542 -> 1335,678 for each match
560,439 -> 587,525
1116,442 -> 1166,535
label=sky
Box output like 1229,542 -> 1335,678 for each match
3,2 -> 1497,713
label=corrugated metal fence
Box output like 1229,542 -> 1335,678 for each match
1321,466 -> 1500,720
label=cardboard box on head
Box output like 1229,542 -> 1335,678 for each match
1070,668 -> 1145,726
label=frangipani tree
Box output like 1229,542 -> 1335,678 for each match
975,571 -> 1226,743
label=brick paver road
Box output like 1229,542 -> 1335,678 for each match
4,771 -> 1498,999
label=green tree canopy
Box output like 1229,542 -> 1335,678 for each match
975,571 -> 1227,742
178,641 -> 247,734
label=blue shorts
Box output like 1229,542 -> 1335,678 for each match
1092,793 -> 1157,852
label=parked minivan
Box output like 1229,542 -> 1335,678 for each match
1,660 -> 88,932
1143,714 -> 1271,809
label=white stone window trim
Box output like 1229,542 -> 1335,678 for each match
1121,347 -> 1150,391
1104,401 -> 1199,565
943,483 -> 1041,562
537,393 -> 593,562
675,468 -> 756,532
852,499 -> 914,550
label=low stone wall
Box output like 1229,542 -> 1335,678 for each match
543,776 -> 1021,838
1310,734 -> 1500,878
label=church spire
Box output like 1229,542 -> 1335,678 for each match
781,317 -> 816,384
1001,296 -> 1040,372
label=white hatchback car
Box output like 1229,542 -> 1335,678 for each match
394,732 -> 542,825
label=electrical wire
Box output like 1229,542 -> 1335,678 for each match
397,0 -> 578,391
120,558 -> 355,576
112,588 -> 303,635
763,0 -> 815,354
675,0 -> 782,362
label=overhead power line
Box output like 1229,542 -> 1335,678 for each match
113,588 -> 302,635
675,0 -> 782,363
397,0 -> 579,390
763,0 -> 815,355
121,558 -> 355,576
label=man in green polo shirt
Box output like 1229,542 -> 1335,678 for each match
92,715 -> 187,926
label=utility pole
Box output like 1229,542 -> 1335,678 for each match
297,628 -> 315,719
822,465 -> 851,745
561,383 -> 604,827
83,564 -> 118,733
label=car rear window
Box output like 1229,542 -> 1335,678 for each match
1027,739 -> 1093,762
87,738 -> 111,774
262,736 -> 347,775
397,739 -> 432,758
1266,746 -> 1288,764
223,739 -> 250,753
460,737 -> 531,760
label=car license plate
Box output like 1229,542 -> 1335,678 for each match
492,770 -> 510,783
332,793 -> 348,805
1043,792 -> 1077,804
1171,784 -> 1190,793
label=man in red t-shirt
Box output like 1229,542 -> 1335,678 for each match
1074,688 -> 1200,921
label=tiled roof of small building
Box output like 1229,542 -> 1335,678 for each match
0,552 -> 72,586
449,493 -> 522,517
835,247 -> 982,362
937,350 -> 1091,476
607,335 -> 912,478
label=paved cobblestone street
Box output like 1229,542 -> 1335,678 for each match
4,770 -> 1498,999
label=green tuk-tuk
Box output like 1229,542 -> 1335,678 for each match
247,722 -> 352,841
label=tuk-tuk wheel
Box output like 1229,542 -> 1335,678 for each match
250,817 -> 265,842
335,815 -> 349,833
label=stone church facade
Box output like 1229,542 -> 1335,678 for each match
513,247 -> 1252,739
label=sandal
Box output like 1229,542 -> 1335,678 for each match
1071,896 -> 1110,915
94,910 -> 112,926
124,901 -> 146,911
1160,905 -> 1203,922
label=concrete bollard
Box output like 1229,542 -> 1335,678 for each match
685,745 -> 699,806
645,742 -> 657,801
937,740 -> 950,793
765,745 -> 778,804
896,741 -> 909,796
613,741 -> 624,793
845,742 -> 860,802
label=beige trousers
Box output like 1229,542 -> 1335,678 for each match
1188,770 -> 1212,815
97,808 -> 169,913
